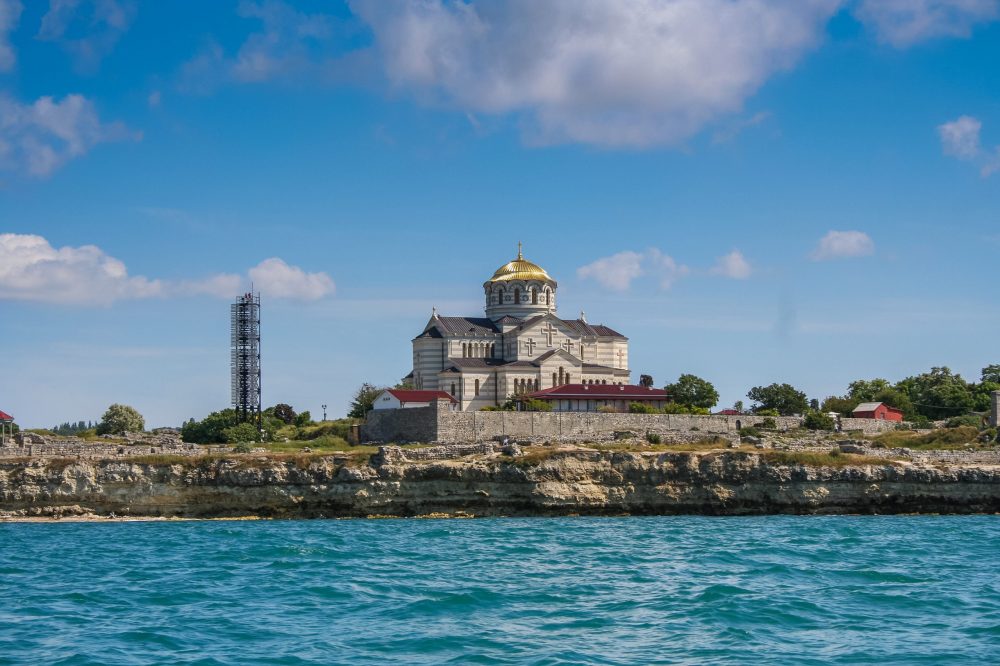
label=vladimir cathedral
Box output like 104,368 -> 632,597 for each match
405,245 -> 630,411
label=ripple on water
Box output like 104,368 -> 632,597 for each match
1,516 -> 999,665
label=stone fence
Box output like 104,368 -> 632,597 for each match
0,432 -> 211,460
362,399 -> 907,445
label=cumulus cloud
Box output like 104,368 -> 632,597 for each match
350,0 -> 840,148
0,93 -> 138,177
0,233 -> 335,305
810,230 -> 875,261
577,248 -> 688,291
0,233 -> 162,305
854,0 -> 1000,48
938,114 -> 1000,176
38,0 -> 136,74
248,257 -> 336,300
0,0 -> 22,72
711,250 -> 753,279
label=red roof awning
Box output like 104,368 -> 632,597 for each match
0,410 -> 13,421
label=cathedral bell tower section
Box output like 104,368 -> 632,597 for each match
484,243 -> 558,320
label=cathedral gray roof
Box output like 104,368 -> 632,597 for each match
435,316 -> 499,336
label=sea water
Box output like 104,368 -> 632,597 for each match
0,516 -> 998,665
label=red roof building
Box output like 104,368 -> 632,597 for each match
528,384 -> 669,412
0,410 -> 13,445
851,402 -> 904,422
373,389 -> 458,411
716,409 -> 742,416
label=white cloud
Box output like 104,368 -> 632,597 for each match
811,230 -> 875,261
938,114 -> 1000,176
938,115 -> 982,159
0,234 -> 335,305
37,0 -> 136,73
577,248 -> 688,291
0,233 -> 163,305
179,0 -> 340,92
0,0 -> 22,72
248,257 -> 336,300
711,250 -> 753,279
0,93 -> 138,177
854,0 -> 1000,48
350,0 -> 840,148
578,251 -> 644,291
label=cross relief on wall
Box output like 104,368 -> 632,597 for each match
523,338 -> 536,354
541,323 -> 558,346
562,339 -> 575,354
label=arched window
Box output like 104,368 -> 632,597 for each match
474,379 -> 480,396
602,380 -> 607,385
451,383 -> 456,396
462,343 -> 467,358
514,288 -> 521,304
499,288 -> 505,303
552,372 -> 557,387
531,288 -> 538,304
566,372 -> 571,384
534,378 -> 539,390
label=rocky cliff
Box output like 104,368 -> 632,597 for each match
1,448 -> 998,519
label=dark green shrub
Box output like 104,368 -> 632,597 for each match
946,414 -> 982,429
739,426 -> 762,438
755,408 -> 780,417
646,432 -> 662,444
760,417 -> 777,430
803,411 -> 835,431
232,441 -> 253,453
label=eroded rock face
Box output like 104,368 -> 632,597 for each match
0,450 -> 998,519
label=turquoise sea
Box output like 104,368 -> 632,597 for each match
1,516 -> 998,665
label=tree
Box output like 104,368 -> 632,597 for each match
732,400 -> 744,414
747,383 -> 808,416
181,409 -> 240,444
348,383 -> 384,419
809,398 -> 820,411
821,395 -> 857,416
982,364 -> 1000,384
96,404 -> 145,435
639,374 -> 654,388
272,403 -> 296,425
294,411 -> 312,427
223,422 -> 260,444
895,367 -> 974,419
847,378 -> 892,402
665,374 -> 719,409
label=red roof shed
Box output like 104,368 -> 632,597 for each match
851,402 -> 904,422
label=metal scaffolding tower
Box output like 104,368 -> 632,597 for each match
231,292 -> 261,429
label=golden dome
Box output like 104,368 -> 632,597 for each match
488,244 -> 555,283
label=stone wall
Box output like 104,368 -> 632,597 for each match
991,390 -> 999,428
0,432 -> 210,459
362,399 -> 907,444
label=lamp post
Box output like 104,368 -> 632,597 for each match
321,404 -> 327,422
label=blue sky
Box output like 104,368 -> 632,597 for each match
2,0 -> 999,427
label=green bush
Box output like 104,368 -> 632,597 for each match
232,441 -> 253,453
803,411 -> 836,431
946,414 -> 983,429
759,417 -> 777,430
96,404 -> 145,435
646,432 -> 662,444
629,402 -> 657,414
739,426 -> 762,438
224,422 -> 260,444
755,408 -> 780,417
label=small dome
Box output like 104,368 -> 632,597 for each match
487,244 -> 556,284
